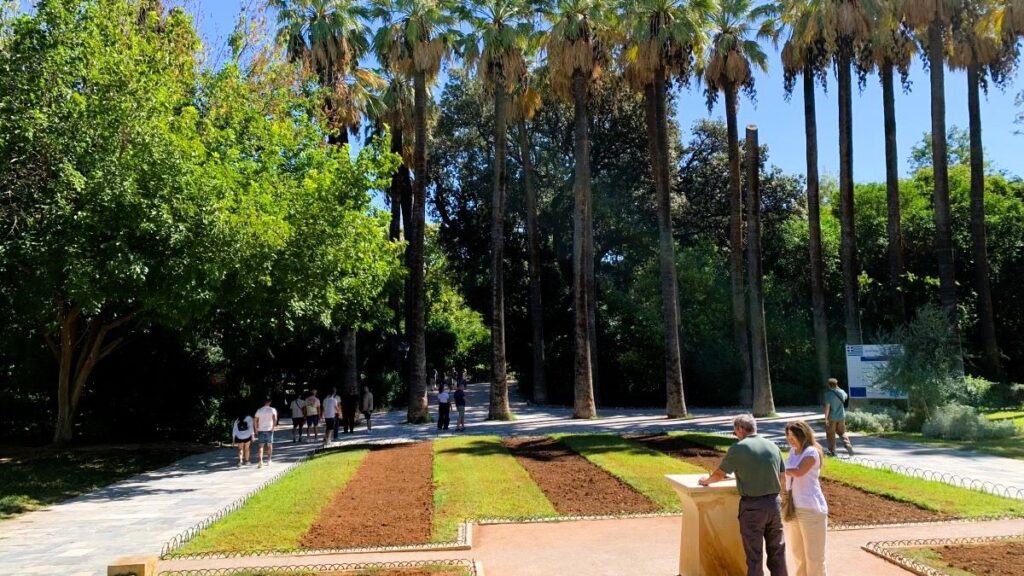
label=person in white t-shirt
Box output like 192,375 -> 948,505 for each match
323,388 -> 340,444
783,420 -> 829,576
254,397 -> 278,468
231,412 -> 254,466
289,392 -> 305,443
304,389 -> 322,442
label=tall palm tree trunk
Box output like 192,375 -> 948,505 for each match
725,84 -> 752,406
586,213 -> 600,405
572,71 -> 597,419
490,84 -> 511,419
746,126 -> 775,416
388,129 -> 405,373
342,326 -> 359,396
838,51 -> 862,345
803,68 -> 831,392
649,73 -> 687,418
967,62 -> 1002,378
407,71 -> 429,423
518,119 -> 547,404
928,19 -> 957,324
882,61 -> 906,324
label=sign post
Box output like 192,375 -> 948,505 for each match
845,344 -> 907,404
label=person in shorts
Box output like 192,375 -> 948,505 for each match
305,389 -> 321,442
255,397 -> 278,468
454,382 -> 466,431
323,387 -> 340,444
824,378 -> 854,457
232,412 -> 254,466
360,385 -> 374,432
289,392 -> 305,443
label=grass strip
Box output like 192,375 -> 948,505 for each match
175,447 -> 368,555
667,431 -> 734,450
556,433 -> 706,511
674,432 -> 1024,518
900,547 -> 974,576
0,445 -> 200,520
432,435 -> 556,541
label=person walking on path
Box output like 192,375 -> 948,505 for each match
341,388 -> 358,434
232,412 -> 254,466
454,383 -> 466,431
437,385 -> 451,431
305,388 -> 321,442
432,368 -> 439,391
824,378 -> 853,457
360,385 -> 374,431
289,392 -> 305,443
255,397 -> 278,468
699,414 -> 788,576
323,388 -> 340,444
783,420 -> 828,576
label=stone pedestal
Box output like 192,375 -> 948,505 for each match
665,473 -> 747,576
107,555 -> 157,576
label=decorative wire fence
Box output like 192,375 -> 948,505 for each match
157,559 -> 479,576
864,535 -> 1024,576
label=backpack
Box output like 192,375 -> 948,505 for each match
237,418 -> 249,432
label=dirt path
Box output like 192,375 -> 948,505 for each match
502,437 -> 658,516
300,441 -> 434,549
629,434 -> 946,525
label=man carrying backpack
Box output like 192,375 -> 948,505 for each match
824,378 -> 854,457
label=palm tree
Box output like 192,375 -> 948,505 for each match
745,125 -> 775,416
903,0 -> 958,324
372,0 -> 457,423
545,0 -> 613,419
704,0 -> 768,408
459,0 -> 535,420
272,0 -> 378,145
948,0 -> 1011,378
621,0 -> 713,417
861,0 -> 915,325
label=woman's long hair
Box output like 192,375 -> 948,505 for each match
785,420 -> 825,467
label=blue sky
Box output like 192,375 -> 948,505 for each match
19,0 -> 1024,180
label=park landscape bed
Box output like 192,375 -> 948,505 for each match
164,432 -> 1024,560
869,536 -> 1024,576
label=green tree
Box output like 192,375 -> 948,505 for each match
458,0 -> 535,420
372,0 -> 458,422
621,0 -> 712,417
703,0 -> 770,411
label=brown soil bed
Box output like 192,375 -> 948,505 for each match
502,436 -> 658,515
935,540 -> 1024,575
300,441 -> 434,549
629,434 -> 947,526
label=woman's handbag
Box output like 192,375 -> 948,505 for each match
783,489 -> 797,521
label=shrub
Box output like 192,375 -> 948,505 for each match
922,404 -> 1016,440
845,405 -> 907,433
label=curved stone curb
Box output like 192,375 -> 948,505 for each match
157,558 -> 481,576
863,534 -> 1024,576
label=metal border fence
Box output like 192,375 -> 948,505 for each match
864,534 -> 1024,576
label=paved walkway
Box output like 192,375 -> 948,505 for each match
160,516 -> 1024,575
3,381 -> 1024,576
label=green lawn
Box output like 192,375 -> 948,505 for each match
432,436 -> 556,541
876,409 -> 1024,461
676,432 -> 1024,518
0,444 -> 201,520
556,433 -> 706,510
173,447 -> 368,555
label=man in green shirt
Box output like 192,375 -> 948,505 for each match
699,414 -> 788,576
825,377 -> 854,456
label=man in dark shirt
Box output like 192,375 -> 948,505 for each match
699,414 -> 788,576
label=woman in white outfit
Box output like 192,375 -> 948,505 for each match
783,420 -> 828,576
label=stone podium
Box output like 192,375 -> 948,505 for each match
665,473 -> 747,576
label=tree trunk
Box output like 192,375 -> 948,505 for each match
398,131 -> 414,390
388,129 -> 405,372
881,61 -> 907,324
725,84 -> 752,407
967,62 -> 1002,378
53,304 -> 131,444
571,70 -> 596,419
406,71 -> 429,423
929,19 -> 957,325
518,119 -> 547,404
803,68 -> 831,393
746,126 -> 775,417
342,326 -> 358,396
489,84 -> 511,419
838,50 -> 862,345
649,74 -> 687,418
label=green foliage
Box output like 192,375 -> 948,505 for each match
425,228 -> 490,372
908,125 -> 971,172
845,405 -> 907,433
921,404 -> 1017,441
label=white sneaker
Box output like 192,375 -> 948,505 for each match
258,461 -> 263,468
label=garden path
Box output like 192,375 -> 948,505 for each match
3,381 -> 1024,576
